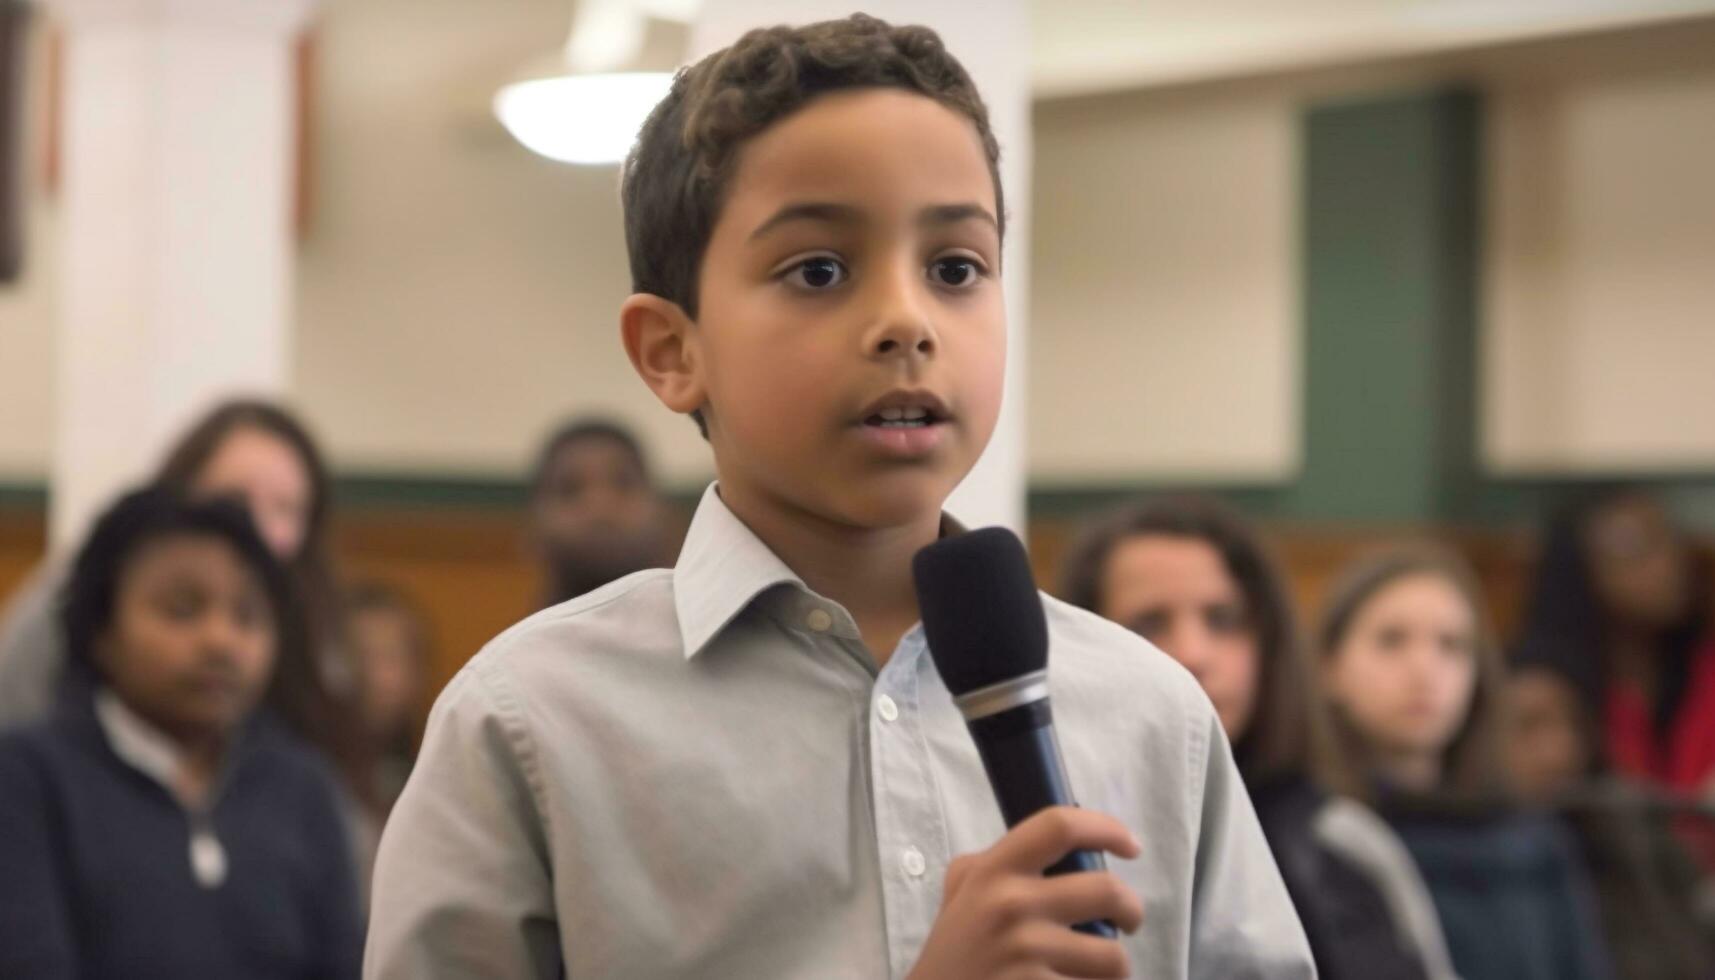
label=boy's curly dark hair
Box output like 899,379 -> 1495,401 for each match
621,14 -> 1004,322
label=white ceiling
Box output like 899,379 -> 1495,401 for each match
1029,0 -> 1715,97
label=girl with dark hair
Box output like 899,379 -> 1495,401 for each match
0,488 -> 363,979
0,398 -> 372,810
1319,547 -> 1612,980
1060,497 -> 1456,980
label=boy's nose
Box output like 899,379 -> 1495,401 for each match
864,264 -> 938,361
871,320 -> 935,359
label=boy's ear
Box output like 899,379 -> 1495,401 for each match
620,294 -> 706,418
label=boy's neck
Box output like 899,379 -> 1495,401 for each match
717,482 -> 942,668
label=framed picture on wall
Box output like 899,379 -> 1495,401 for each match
0,0 -> 28,283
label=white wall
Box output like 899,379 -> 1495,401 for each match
1484,64 -> 1715,473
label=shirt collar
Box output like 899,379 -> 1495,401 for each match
672,483 -> 969,660
673,485 -> 806,659
94,688 -> 184,791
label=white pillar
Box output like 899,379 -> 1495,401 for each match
46,0 -> 315,548
690,0 -> 1030,533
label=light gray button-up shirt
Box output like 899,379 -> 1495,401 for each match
365,486 -> 1314,979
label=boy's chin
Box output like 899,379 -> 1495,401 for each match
816,469 -> 965,530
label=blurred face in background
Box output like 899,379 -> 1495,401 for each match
1325,573 -> 1479,768
96,535 -> 278,744
1506,668 -> 1590,803
350,602 -> 426,743
532,435 -> 669,603
1100,534 -> 1260,740
193,426 -> 314,561
1584,495 -> 1691,632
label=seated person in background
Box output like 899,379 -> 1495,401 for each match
1320,546 -> 1613,980
1061,496 -> 1457,980
527,417 -> 676,609
1507,661 -> 1715,980
0,399 -> 368,816
345,580 -> 431,813
0,488 -> 363,980
1514,488 -> 1715,806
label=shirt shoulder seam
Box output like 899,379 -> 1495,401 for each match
466,660 -> 553,826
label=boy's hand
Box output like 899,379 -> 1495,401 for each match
907,807 -> 1145,980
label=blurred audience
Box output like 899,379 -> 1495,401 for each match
1514,489 -> 1715,802
0,488 -> 363,979
1060,497 -> 1456,980
1320,546 -> 1613,980
1506,662 -> 1715,979
344,580 -> 430,814
528,417 -> 674,608
0,400 -> 380,862
1508,490 -> 1715,979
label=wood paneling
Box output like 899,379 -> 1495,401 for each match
3,505 -> 1708,724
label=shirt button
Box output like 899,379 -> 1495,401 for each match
901,847 -> 927,878
877,695 -> 899,722
806,609 -> 834,632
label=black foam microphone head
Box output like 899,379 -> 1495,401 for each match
913,527 -> 1049,697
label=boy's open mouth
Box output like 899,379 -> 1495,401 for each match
858,390 -> 952,431
864,406 -> 943,430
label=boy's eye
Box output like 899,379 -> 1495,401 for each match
783,257 -> 847,290
928,257 -> 983,288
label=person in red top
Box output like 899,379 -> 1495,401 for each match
1514,489 -> 1715,800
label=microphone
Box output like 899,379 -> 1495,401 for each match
913,527 -> 1117,940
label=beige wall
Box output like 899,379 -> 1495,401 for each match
1484,64 -> 1715,473
292,0 -> 715,486
303,0 -> 1305,489
5,9 -> 1715,491
1030,88 -> 1300,484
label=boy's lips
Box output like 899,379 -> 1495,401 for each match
853,389 -> 953,459
854,420 -> 948,457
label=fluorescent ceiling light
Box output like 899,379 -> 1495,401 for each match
494,71 -> 674,166
495,0 -> 694,167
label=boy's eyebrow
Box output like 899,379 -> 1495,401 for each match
748,202 -> 863,241
920,203 -> 998,230
747,201 -> 998,241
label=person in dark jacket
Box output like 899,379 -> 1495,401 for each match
1507,660 -> 1715,980
0,488 -> 364,980
1061,497 -> 1456,980
1320,546 -> 1613,980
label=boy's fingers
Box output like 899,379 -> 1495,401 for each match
1014,922 -> 1133,979
1029,872 -> 1145,935
995,807 -> 1141,874
943,853 -> 977,899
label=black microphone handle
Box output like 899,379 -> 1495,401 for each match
966,699 -> 1117,939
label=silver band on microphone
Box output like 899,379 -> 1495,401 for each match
953,670 -> 1050,721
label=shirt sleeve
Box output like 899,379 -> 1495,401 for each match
0,737 -> 78,980
363,664 -> 563,980
1185,707 -> 1318,980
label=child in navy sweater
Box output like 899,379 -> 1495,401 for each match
0,488 -> 363,980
